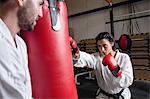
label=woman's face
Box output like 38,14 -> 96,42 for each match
97,39 -> 114,55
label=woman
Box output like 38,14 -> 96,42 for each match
70,32 -> 133,99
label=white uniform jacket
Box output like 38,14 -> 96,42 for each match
0,19 -> 32,99
74,50 -> 133,99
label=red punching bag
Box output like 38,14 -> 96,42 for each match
118,34 -> 132,51
21,0 -> 78,99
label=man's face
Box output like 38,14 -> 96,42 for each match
17,0 -> 44,31
97,39 -> 114,55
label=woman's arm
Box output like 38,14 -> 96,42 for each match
115,54 -> 134,88
74,51 -> 98,69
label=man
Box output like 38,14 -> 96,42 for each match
0,0 -> 44,98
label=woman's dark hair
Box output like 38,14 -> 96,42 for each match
95,32 -> 116,50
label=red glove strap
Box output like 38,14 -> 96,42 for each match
116,70 -> 122,77
111,65 -> 122,77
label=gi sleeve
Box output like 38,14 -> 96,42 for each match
74,51 -> 98,69
115,54 -> 134,88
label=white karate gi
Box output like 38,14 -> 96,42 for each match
0,19 -> 32,99
74,50 -> 133,99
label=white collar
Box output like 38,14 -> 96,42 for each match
0,18 -> 16,47
114,49 -> 120,60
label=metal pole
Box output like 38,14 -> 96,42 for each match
109,3 -> 114,37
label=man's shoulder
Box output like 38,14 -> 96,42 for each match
16,35 -> 26,44
16,35 -> 27,49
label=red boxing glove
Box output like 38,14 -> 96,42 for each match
102,53 -> 122,77
69,36 -> 79,56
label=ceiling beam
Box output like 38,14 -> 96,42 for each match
68,0 -> 146,18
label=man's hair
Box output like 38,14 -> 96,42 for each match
0,0 -> 9,6
95,32 -> 116,50
0,0 -> 9,3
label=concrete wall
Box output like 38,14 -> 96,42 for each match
66,0 -> 150,42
